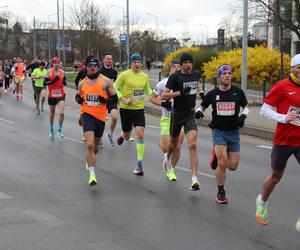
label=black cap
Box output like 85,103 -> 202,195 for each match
86,58 -> 100,67
39,61 -> 46,67
180,53 -> 193,65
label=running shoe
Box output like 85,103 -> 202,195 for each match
210,149 -> 218,170
57,129 -> 64,139
162,153 -> 170,172
107,133 -> 115,147
295,217 -> 300,232
190,178 -> 200,191
41,104 -> 44,112
255,194 -> 269,225
49,128 -> 54,140
127,137 -> 135,142
19,95 -> 23,101
116,135 -> 124,146
35,107 -> 40,116
166,169 -> 177,181
85,162 -> 88,171
88,172 -> 98,186
16,95 -> 19,102
215,190 -> 229,204
133,161 -> 144,176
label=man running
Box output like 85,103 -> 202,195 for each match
32,61 -> 47,115
27,57 -> 39,102
150,60 -> 184,181
255,54 -> 300,228
75,58 -> 117,186
0,66 -> 4,101
99,52 -> 118,146
161,53 -> 202,190
196,64 -> 249,203
43,57 -> 67,139
13,58 -> 26,101
113,53 -> 152,176
3,60 -> 11,94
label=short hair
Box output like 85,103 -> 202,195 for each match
103,52 -> 112,58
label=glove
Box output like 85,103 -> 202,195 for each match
180,86 -> 191,96
99,95 -> 108,103
237,114 -> 247,128
161,100 -> 172,111
107,94 -> 118,104
75,94 -> 84,105
195,107 -> 204,119
199,91 -> 205,100
53,75 -> 60,82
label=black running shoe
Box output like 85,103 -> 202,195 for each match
215,190 -> 229,204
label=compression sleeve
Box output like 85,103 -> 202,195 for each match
144,84 -> 153,96
113,81 -> 123,98
241,106 -> 250,116
260,103 -> 287,124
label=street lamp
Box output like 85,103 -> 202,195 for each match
146,12 -> 159,61
48,13 -> 57,63
56,0 -> 61,59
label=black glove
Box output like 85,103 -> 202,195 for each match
180,86 -> 191,96
53,75 -> 60,82
237,114 -> 247,128
75,94 -> 84,105
195,108 -> 204,119
199,91 -> 205,100
161,100 -> 172,111
99,95 -> 108,103
107,94 -> 118,104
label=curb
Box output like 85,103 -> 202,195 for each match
145,106 -> 274,141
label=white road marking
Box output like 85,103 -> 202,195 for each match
0,192 -> 12,199
0,117 -> 16,124
64,136 -> 85,144
176,166 -> 215,179
24,209 -> 65,226
256,145 -> 272,150
147,125 -> 160,129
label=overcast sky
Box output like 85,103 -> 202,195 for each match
2,0 -> 241,43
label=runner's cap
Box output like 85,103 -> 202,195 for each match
217,64 -> 232,78
291,54 -> 300,67
51,57 -> 61,64
129,53 -> 141,64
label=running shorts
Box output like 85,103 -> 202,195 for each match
271,145 -> 300,171
170,109 -> 197,137
212,128 -> 240,152
119,108 -> 145,132
82,113 -> 105,138
48,95 -> 65,106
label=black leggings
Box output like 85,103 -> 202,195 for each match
4,77 -> 10,90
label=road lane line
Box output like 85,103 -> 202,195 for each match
64,136 -> 85,144
256,145 -> 272,150
0,117 -> 16,124
24,209 -> 65,226
0,192 -> 13,199
176,166 -> 215,179
147,125 -> 160,129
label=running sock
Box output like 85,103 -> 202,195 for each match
88,166 -> 95,174
218,185 -> 225,193
58,123 -> 63,131
136,141 -> 145,161
258,194 -> 267,207
192,176 -> 199,183
50,124 -> 54,130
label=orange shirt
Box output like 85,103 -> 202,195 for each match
14,63 -> 24,77
80,75 -> 108,122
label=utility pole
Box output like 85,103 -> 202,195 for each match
126,0 -> 130,67
241,0 -> 248,95
57,0 -> 61,59
62,0 -> 65,68
33,16 -> 36,57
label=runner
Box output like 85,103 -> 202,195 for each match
0,66 -> 4,101
75,58 -> 117,186
99,52 -> 118,147
161,53 -> 202,190
31,61 -> 48,115
196,64 -> 249,203
149,60 -> 184,181
3,60 -> 11,93
43,57 -> 67,139
13,58 -> 26,101
255,54 -> 300,228
113,53 -> 152,176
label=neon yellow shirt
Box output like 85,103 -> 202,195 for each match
114,69 -> 152,110
32,68 -> 48,87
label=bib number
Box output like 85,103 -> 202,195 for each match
288,106 -> 300,126
51,89 -> 63,97
216,102 -> 236,116
133,89 -> 144,100
85,94 -> 101,106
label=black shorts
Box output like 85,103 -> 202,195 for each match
170,109 -> 197,137
48,95 -> 65,106
34,86 -> 46,96
119,108 -> 145,133
82,113 -> 105,138
0,81 -> 3,87
107,102 -> 118,113
271,145 -> 300,171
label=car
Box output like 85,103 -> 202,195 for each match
153,61 -> 164,68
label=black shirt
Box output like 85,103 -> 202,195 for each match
99,66 -> 117,81
74,69 -> 87,89
201,85 -> 248,131
26,63 -> 39,77
166,70 -> 201,111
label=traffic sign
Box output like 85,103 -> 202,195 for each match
120,34 -> 127,44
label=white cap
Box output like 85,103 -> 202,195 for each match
291,54 -> 300,67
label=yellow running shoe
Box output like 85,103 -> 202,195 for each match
85,162 -> 88,171
255,194 -> 269,225
166,169 -> 177,181
88,172 -> 98,186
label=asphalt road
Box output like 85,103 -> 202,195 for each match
0,83 -> 299,250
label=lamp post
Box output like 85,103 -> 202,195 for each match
177,18 -> 188,47
146,13 -> 159,61
56,0 -> 61,59
111,4 -> 125,64
48,13 -> 57,63
126,0 -> 130,67
241,0 -> 248,95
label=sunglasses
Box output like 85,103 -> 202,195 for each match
87,62 -> 98,67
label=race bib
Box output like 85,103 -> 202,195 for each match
51,89 -> 63,97
288,106 -> 300,126
183,81 -> 198,95
216,102 -> 236,116
133,89 -> 144,100
85,94 -> 101,106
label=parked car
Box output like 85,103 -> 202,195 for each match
153,61 -> 163,68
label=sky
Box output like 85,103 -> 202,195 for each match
1,0 -> 242,44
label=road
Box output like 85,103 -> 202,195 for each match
0,82 -> 299,250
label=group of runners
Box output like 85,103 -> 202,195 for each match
1,51 -> 300,231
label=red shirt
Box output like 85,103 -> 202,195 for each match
48,69 -> 65,98
264,78 -> 300,146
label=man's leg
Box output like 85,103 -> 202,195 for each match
133,126 -> 145,176
85,131 -> 97,186
57,100 -> 65,138
107,108 -> 118,146
49,104 -> 56,139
